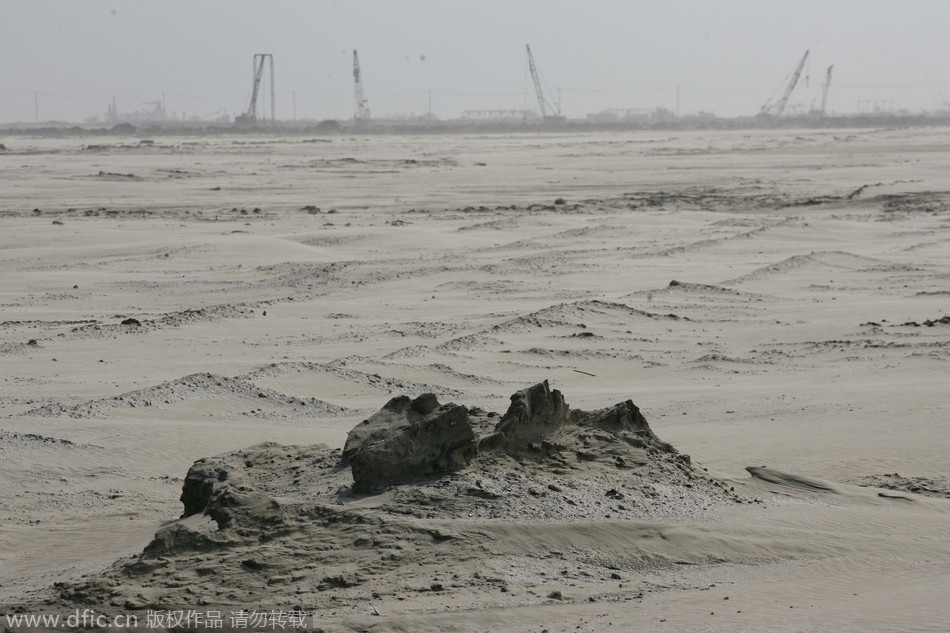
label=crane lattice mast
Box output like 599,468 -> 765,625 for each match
238,53 -> 274,124
526,44 -> 560,119
761,49 -> 810,116
353,50 -> 370,121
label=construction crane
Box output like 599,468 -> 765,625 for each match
818,65 -> 834,116
526,44 -> 562,121
235,53 -> 274,125
760,49 -> 809,116
353,50 -> 371,122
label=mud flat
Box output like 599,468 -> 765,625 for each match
1,127 -> 948,631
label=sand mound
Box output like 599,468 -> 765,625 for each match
44,382 -> 749,615
23,372 -> 352,420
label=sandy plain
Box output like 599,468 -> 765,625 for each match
0,127 -> 948,632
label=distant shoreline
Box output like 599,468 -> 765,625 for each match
3,112 -> 950,138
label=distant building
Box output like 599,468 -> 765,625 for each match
105,98 -> 167,124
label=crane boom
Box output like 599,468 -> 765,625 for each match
247,54 -> 267,120
236,53 -> 273,125
761,49 -> 809,116
353,50 -> 370,121
819,64 -> 834,116
526,44 -> 547,118
526,44 -> 560,119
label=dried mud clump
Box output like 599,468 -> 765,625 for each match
343,393 -> 477,490
489,379 -> 570,448
342,380 -> 682,492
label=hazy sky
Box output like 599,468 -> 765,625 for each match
3,0 -> 948,123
